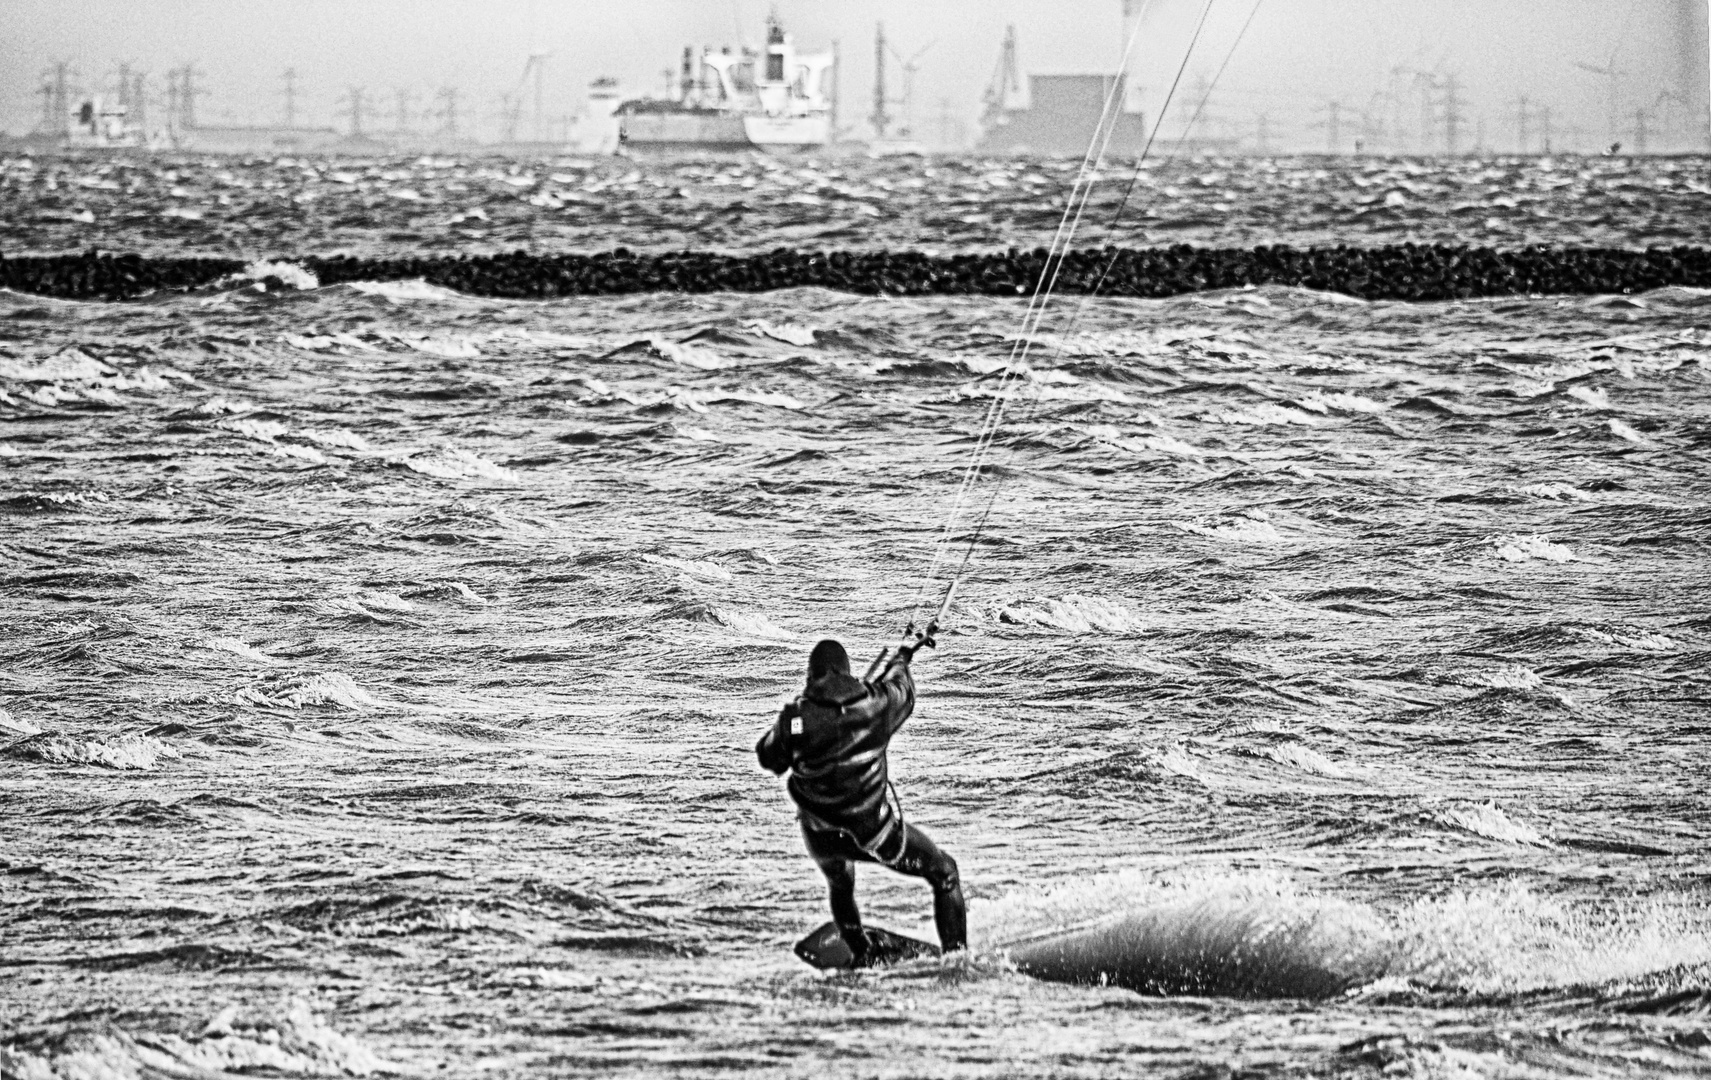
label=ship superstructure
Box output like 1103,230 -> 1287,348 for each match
618,16 -> 834,152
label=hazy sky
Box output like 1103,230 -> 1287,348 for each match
3,0 -> 1705,151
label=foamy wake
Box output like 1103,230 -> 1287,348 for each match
982,870 -> 1711,999
0,998 -> 399,1079
995,595 -> 1146,635
640,553 -> 733,581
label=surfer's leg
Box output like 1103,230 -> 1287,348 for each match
891,823 -> 966,952
802,825 -> 868,962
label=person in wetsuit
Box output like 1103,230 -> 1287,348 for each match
756,636 -> 966,965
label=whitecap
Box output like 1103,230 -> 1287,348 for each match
239,259 -> 319,290
706,387 -> 806,410
236,672 -> 386,711
345,278 -> 462,302
1608,418 -> 1651,445
641,553 -> 733,581
297,428 -> 371,451
1492,534 -> 1573,562
1171,518 -> 1286,544
744,320 -> 817,346
996,594 -> 1145,634
201,636 -> 278,664
0,349 -> 114,382
5,732 -> 180,770
1250,742 -> 1350,778
0,708 -> 44,737
1435,801 -> 1549,846
1566,384 -> 1610,409
1516,482 -> 1592,501
390,445 -> 519,482
1203,403 -> 1324,426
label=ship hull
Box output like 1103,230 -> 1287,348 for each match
620,112 -> 752,152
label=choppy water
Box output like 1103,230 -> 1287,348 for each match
3,158 -> 1711,1079
7,152 -> 1711,258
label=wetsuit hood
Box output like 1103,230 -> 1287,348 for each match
805,638 -> 866,705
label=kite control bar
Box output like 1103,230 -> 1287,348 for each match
862,620 -> 939,682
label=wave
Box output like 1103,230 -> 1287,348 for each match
659,601 -> 794,640
994,594 -> 1146,635
984,871 -> 1711,1000
0,998 -> 396,1079
1491,534 -> 1575,562
1433,801 -> 1550,846
388,445 -> 518,482
2,731 -> 180,771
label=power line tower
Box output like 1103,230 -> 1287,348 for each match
1253,112 -> 1272,154
1632,106 -> 1651,154
1313,100 -> 1345,154
871,22 -> 890,137
38,62 -> 73,134
1412,72 -> 1439,154
282,68 -> 300,127
169,64 -> 206,129
129,70 -> 147,129
435,86 -> 461,137
1513,94 -> 1532,154
1536,104 -> 1555,154
340,85 -> 368,136
1442,73 -> 1465,155
393,87 -> 415,134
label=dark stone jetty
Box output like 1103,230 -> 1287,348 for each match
5,245 -> 1711,303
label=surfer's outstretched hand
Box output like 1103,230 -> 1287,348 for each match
896,621 -> 938,662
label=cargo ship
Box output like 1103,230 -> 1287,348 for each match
617,16 -> 834,153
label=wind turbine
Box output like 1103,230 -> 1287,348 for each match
1574,53 -> 1628,150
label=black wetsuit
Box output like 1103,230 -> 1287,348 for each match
757,652 -> 966,959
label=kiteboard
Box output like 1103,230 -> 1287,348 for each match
794,921 -> 940,970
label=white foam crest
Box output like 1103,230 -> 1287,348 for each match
240,259 -> 319,290
236,672 -> 387,711
1203,403 -> 1325,426
201,636 -> 278,664
1250,742 -> 1351,778
1292,390 -> 1388,414
639,335 -> 735,370
1172,518 -> 1287,544
1492,534 -> 1574,563
7,732 -> 180,771
390,445 -> 519,482
1565,384 -> 1610,409
1434,801 -> 1549,846
1471,664 -> 1543,690
346,277 -> 462,302
995,594 -> 1146,634
1516,481 -> 1593,501
0,708 -> 44,737
1570,625 -> 1675,651
706,387 -> 806,410
1385,883 -> 1711,994
0,349 -> 114,382
1135,434 -> 1217,458
744,319 -> 817,346
0,999 -> 399,1079
216,417 -> 288,443
297,427 -> 371,451
641,553 -> 733,581
668,601 -> 794,640
1608,418 -> 1652,445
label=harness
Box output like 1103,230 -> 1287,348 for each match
787,682 -> 909,867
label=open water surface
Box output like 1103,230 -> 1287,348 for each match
3,157 -> 1711,1079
